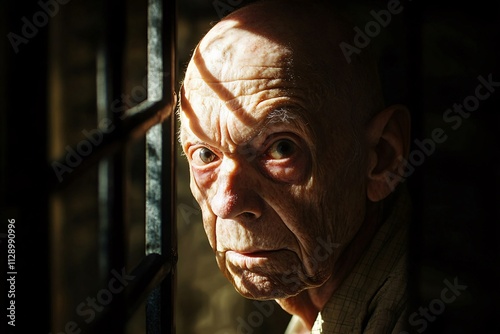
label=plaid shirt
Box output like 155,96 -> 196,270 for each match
285,188 -> 411,334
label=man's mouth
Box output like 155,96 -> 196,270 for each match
224,249 -> 290,268
237,250 -> 279,257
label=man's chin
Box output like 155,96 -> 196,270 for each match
229,269 -> 307,300
217,249 -> 325,299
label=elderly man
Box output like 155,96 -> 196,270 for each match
178,0 -> 411,332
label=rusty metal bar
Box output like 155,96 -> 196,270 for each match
145,0 -> 178,332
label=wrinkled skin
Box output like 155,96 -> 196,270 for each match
179,0 -> 410,329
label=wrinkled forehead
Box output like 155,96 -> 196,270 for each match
179,20 -> 299,135
183,19 -> 293,94
178,7 -> 367,145
195,20 -> 292,77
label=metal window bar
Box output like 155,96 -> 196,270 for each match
45,0 -> 177,332
47,0 -> 177,193
144,0 -> 178,333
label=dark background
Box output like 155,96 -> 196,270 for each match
1,0 -> 499,333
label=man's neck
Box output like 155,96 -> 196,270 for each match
276,200 -> 384,329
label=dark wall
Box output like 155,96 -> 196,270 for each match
371,1 -> 500,332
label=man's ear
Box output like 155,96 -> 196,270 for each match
365,104 -> 411,202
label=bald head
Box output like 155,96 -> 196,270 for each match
182,0 -> 384,134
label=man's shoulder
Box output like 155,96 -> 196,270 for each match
315,187 -> 411,333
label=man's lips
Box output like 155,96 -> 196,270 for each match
237,250 -> 280,256
226,249 -> 283,257
224,249 -> 291,268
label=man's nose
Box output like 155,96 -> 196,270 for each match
210,158 -> 263,221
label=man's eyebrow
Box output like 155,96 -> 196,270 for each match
256,107 -> 310,137
265,108 -> 298,124
181,106 -> 311,149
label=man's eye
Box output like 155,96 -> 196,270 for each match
267,139 -> 296,159
191,147 -> 217,166
192,147 -> 217,165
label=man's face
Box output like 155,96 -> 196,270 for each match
179,20 -> 368,300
